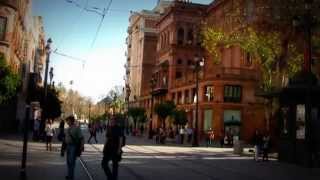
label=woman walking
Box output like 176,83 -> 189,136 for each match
45,119 -> 55,151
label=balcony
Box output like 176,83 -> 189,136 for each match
1,0 -> 18,10
152,82 -> 168,96
210,67 -> 259,81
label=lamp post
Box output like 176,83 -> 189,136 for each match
125,85 -> 131,134
40,38 -> 52,137
43,38 -> 52,99
192,55 -> 204,147
149,75 -> 156,139
49,67 -> 54,87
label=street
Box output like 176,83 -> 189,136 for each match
81,130 -> 320,180
0,129 -> 319,180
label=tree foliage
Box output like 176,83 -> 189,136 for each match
202,0 -> 320,91
154,101 -> 176,128
172,109 -> 188,126
128,107 -> 146,128
0,56 -> 21,105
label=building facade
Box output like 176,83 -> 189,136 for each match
125,1 -> 171,107
0,0 -> 46,129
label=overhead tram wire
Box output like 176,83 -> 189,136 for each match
56,0 -> 89,51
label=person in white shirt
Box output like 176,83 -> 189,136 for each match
45,119 -> 55,151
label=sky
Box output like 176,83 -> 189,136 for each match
32,0 -> 213,102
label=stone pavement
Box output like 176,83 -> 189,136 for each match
1,131 -> 319,180
0,134 -> 88,180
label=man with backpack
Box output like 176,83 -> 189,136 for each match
102,116 -> 125,180
63,116 -> 84,180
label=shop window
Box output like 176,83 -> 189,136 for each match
204,109 -> 213,131
224,85 -> 242,103
0,16 -> 7,41
204,86 -> 214,102
177,28 -> 184,45
175,71 -> 182,79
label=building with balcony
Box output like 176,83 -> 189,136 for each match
125,1 -> 171,107
0,0 -> 47,130
133,0 -> 266,143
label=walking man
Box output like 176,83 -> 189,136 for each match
88,123 -> 98,143
64,116 -> 84,180
102,117 -> 125,180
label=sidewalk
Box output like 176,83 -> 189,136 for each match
0,133 -> 88,180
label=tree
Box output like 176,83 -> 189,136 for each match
154,101 -> 176,129
0,55 -> 21,105
172,109 -> 188,127
128,107 -> 146,129
202,0 -> 320,91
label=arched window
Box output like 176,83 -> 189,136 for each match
187,29 -> 193,45
177,28 -> 184,45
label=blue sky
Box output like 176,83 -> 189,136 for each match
32,0 -> 213,102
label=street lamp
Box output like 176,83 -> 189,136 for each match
192,54 -> 204,147
40,38 -> 52,137
149,75 -> 156,139
49,67 -> 54,87
44,38 -> 52,98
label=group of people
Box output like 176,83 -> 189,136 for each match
253,130 -> 271,162
38,115 -> 125,180
151,126 -> 194,144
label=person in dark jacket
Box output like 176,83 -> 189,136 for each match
252,129 -> 263,161
101,117 -> 125,180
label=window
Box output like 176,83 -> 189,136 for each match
0,16 -> 7,41
177,92 -> 182,104
187,29 -> 193,45
172,93 -> 176,103
185,90 -> 190,104
224,85 -> 242,103
245,0 -> 255,21
177,59 -> 183,65
177,28 -> 184,45
204,86 -> 214,102
187,60 -> 193,66
245,52 -> 252,66
175,71 -> 182,79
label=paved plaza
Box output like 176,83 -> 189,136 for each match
0,130 -> 319,180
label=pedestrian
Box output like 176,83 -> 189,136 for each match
64,116 -> 84,180
58,119 -> 65,141
179,127 -> 185,144
186,127 -> 193,143
205,129 -> 212,147
33,118 -> 40,141
262,133 -> 270,161
88,122 -> 98,143
45,119 -> 55,151
140,125 -> 144,136
102,117 -> 125,180
252,129 -> 263,161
